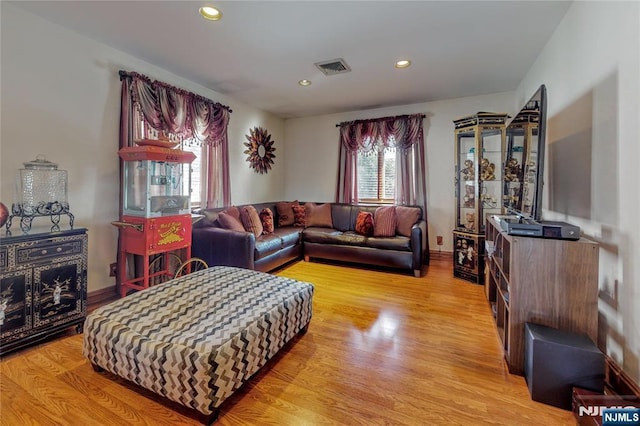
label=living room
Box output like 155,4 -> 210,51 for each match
1,1 -> 639,424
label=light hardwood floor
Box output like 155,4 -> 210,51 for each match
0,257 -> 575,425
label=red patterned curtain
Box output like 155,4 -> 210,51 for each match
336,113 -> 427,206
336,113 -> 429,257
120,70 -> 232,207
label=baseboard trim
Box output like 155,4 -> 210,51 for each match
87,286 -> 118,310
429,250 -> 452,262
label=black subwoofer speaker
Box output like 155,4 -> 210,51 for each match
524,322 -> 604,410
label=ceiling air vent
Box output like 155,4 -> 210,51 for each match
314,58 -> 351,76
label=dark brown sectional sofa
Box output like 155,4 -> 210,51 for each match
192,202 -> 428,277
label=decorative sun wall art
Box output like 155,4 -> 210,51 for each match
244,126 -> 276,174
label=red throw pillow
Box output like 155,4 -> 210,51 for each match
292,205 -> 306,227
240,205 -> 263,237
355,211 -> 374,237
260,208 -> 274,234
373,206 -> 397,237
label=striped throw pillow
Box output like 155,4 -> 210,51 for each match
240,205 -> 263,237
373,206 -> 397,237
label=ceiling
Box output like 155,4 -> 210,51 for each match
10,1 -> 572,119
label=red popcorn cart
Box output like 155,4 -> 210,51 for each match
113,142 -> 196,297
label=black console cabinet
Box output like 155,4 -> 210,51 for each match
0,228 -> 87,356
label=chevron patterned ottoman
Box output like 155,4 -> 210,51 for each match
83,266 -> 313,424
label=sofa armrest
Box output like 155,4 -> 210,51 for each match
192,227 -> 256,269
411,220 -> 426,271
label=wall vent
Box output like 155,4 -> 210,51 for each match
314,58 -> 351,76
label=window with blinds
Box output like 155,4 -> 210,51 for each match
181,141 -> 202,208
357,147 -> 396,203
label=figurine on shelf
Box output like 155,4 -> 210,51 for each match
461,159 -> 474,181
504,158 -> 522,182
482,194 -> 498,209
465,212 -> 476,231
480,158 -> 496,181
463,185 -> 475,208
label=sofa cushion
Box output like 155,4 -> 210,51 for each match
240,205 -> 263,237
272,227 -> 301,247
303,228 -> 366,246
373,206 -> 397,237
355,211 -> 374,236
254,234 -> 283,260
396,206 -> 421,237
260,208 -> 274,234
365,236 -> 411,251
218,211 -> 245,232
304,203 -> 333,228
292,205 -> 306,227
276,201 -> 298,227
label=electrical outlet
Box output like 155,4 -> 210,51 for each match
436,235 -> 443,246
109,262 -> 117,277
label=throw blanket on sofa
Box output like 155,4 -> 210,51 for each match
83,266 -> 314,416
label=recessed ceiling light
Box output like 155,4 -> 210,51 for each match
395,60 -> 411,69
200,6 -> 222,21
298,79 -> 312,86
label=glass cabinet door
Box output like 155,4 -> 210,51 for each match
454,113 -> 508,234
521,124 -> 539,217
504,121 -> 538,217
479,127 -> 503,227
504,126 -> 525,213
456,129 -> 479,232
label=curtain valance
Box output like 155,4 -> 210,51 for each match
119,70 -> 232,147
337,114 -> 425,154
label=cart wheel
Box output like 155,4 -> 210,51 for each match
148,252 -> 182,285
174,258 -> 209,279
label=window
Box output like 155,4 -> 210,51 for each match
180,141 -> 202,208
357,147 -> 396,203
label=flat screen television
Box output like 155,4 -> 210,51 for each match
503,84 -> 547,222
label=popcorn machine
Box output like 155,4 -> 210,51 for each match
114,143 -> 195,297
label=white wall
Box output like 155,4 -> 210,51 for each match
284,92 -> 515,253
518,1 -> 640,383
1,4 -> 286,292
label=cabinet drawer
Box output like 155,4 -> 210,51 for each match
15,238 -> 84,266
